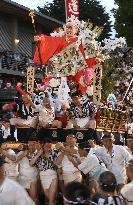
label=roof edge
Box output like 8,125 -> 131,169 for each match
3,0 -> 64,25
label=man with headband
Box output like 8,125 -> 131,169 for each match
121,159 -> 133,204
38,97 -> 62,128
64,182 -> 90,205
125,135 -> 133,156
95,132 -> 132,191
9,94 -> 38,141
67,93 -> 96,129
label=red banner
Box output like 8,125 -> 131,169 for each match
65,0 -> 79,20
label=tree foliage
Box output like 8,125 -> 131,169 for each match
113,0 -> 133,46
38,0 -> 112,40
101,55 -> 129,101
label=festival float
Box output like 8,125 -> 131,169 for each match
2,0 -> 132,143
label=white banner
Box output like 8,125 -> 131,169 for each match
93,64 -> 102,106
27,66 -> 35,94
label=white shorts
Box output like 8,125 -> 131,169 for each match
40,169 -> 57,190
63,171 -> 82,185
75,117 -> 90,128
19,174 -> 37,189
14,117 -> 38,127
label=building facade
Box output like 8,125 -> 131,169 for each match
0,0 -> 63,112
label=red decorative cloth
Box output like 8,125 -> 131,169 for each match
33,34 -> 97,69
16,86 -> 27,96
2,102 -> 17,110
34,34 -> 98,94
34,35 -> 77,64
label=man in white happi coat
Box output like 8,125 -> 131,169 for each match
55,134 -> 82,185
121,159 -> 133,204
125,135 -> 133,156
1,143 -> 19,181
0,156 -> 35,205
94,132 -> 132,191
38,97 -> 62,128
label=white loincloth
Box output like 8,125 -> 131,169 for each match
19,174 -> 37,189
40,169 -> 57,190
75,117 -> 90,128
16,116 -> 38,127
7,176 -> 18,182
63,171 -> 82,184
39,106 -> 55,127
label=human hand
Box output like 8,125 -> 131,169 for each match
38,149 -> 43,156
88,140 -> 95,148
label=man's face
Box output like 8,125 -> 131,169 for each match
42,99 -> 50,108
65,23 -> 77,39
72,96 -> 82,105
78,148 -> 86,157
35,142 -> 42,151
66,135 -> 77,146
28,141 -> 36,151
102,139 -> 113,149
126,165 -> 132,180
43,143 -> 52,152
127,140 -> 133,151
4,122 -> 10,129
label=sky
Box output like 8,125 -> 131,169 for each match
12,0 -> 116,36
12,0 -> 115,14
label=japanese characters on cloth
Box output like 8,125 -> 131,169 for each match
27,66 -> 35,94
93,64 -> 102,106
48,42 -> 87,77
65,0 -> 79,20
33,35 -> 98,77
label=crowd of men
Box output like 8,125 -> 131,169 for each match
1,92 -> 132,141
0,93 -> 97,142
0,131 -> 133,205
0,93 -> 133,205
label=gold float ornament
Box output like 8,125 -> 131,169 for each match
84,18 -> 93,30
29,9 -> 36,33
96,108 -> 127,132
1,143 -> 27,151
92,26 -> 104,38
29,9 -> 35,24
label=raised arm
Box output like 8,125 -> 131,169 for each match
54,152 -> 65,166
16,150 -> 28,162
29,149 -> 43,166
2,150 -> 16,161
67,155 -> 81,169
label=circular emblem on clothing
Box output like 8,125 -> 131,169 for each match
76,132 -> 84,140
52,131 -> 58,138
